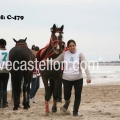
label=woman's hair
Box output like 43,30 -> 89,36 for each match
67,39 -> 76,47
62,41 -> 65,45
0,39 -> 6,48
34,46 -> 39,51
31,45 -> 35,50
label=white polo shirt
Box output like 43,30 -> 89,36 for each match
63,50 -> 81,80
0,50 -> 9,73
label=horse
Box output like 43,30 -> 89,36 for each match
36,24 -> 64,115
9,37 -> 35,110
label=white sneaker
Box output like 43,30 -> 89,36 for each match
29,99 -> 33,104
32,98 -> 36,103
60,106 -> 67,112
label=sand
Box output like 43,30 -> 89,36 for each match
0,84 -> 120,120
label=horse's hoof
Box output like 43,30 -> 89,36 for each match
52,107 -> 57,112
13,107 -> 18,110
28,104 -> 30,108
44,111 -> 49,116
23,106 -> 28,110
23,102 -> 30,109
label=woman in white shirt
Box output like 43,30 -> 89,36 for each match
46,39 -> 91,117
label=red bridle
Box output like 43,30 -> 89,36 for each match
41,38 -> 63,61
50,38 -> 63,47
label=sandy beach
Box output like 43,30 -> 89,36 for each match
0,83 -> 120,120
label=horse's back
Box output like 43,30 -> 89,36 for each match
9,46 -> 34,62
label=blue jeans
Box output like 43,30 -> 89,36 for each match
30,76 -> 40,99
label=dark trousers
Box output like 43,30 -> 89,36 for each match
30,76 -> 40,99
0,73 -> 9,108
63,78 -> 83,113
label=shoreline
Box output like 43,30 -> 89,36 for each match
7,80 -> 120,91
89,62 -> 120,66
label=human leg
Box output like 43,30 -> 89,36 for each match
33,76 -> 40,98
73,78 -> 83,116
30,78 -> 37,99
2,73 -> 9,108
60,79 -> 73,112
0,77 -> 3,108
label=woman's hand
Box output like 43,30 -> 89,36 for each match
86,80 -> 91,84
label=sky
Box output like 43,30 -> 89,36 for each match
0,0 -> 120,61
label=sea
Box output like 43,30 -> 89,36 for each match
7,65 -> 120,91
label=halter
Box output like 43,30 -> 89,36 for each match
41,37 -> 64,61
50,39 -> 63,47
16,43 -> 27,47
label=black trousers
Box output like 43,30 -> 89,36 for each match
63,78 -> 83,113
0,73 -> 9,107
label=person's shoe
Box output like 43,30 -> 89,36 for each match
29,99 -> 33,103
73,112 -> 78,117
63,100 -> 70,109
60,106 -> 67,112
32,98 -> 36,103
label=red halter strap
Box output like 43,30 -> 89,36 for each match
50,38 -> 62,47
16,43 -> 27,47
41,37 -> 63,61
41,47 -> 54,61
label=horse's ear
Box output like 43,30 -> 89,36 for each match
13,38 -> 17,43
24,37 -> 27,41
51,24 -> 56,33
53,24 -> 56,29
61,25 -> 64,31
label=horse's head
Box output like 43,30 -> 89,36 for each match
50,24 -> 64,54
13,37 -> 27,47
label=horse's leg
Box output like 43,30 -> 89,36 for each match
11,72 -> 21,110
27,72 -> 32,108
23,73 -> 30,109
52,78 -> 59,112
23,86 -> 30,109
42,76 -> 50,115
49,78 -> 54,98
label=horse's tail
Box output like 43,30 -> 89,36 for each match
11,70 -> 23,103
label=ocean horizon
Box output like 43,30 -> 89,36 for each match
7,65 -> 120,91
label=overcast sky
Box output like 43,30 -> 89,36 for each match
0,0 -> 120,61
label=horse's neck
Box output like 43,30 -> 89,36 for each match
39,44 -> 52,60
